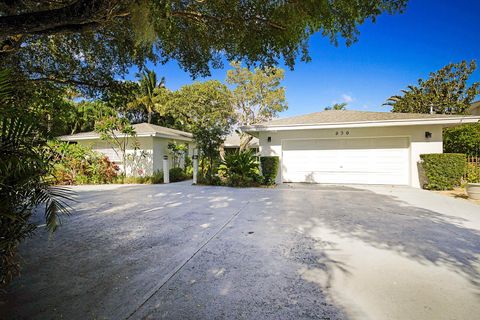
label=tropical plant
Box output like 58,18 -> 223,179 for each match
48,141 -> 120,185
167,141 -> 188,168
227,61 -> 287,150
385,60 -> 480,114
128,69 -> 165,123
219,150 -> 260,187
0,70 -> 73,287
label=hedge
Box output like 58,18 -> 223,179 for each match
420,153 -> 466,190
260,156 -> 279,185
443,123 -> 480,156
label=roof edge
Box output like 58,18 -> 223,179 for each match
241,116 -> 480,132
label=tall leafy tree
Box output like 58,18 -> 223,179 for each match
128,69 -> 166,123
385,60 -> 480,114
1,1 -> 408,97
165,80 -> 236,180
227,61 -> 287,150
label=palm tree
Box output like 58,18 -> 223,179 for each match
0,69 -> 73,286
325,102 -> 348,111
129,69 -> 165,123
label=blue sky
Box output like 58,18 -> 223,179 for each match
129,0 -> 480,117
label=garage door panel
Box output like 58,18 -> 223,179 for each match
282,137 -> 409,185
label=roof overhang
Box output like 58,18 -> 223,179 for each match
241,116 -> 480,133
59,132 -> 193,142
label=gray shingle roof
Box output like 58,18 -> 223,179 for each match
58,123 -> 192,141
224,133 -> 259,148
255,110 -> 472,127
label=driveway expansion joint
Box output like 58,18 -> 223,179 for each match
125,201 -> 251,319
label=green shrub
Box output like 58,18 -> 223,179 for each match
122,170 -> 164,184
420,153 -> 466,190
219,150 -> 260,187
465,163 -> 480,183
198,172 -> 222,186
444,124 -> 480,156
150,170 -> 164,184
48,141 -> 119,185
169,167 -> 187,182
184,156 -> 193,177
260,156 -> 279,185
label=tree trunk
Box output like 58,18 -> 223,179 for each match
147,111 -> 152,124
239,133 -> 253,152
219,143 -> 226,160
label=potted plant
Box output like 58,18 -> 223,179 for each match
466,162 -> 480,200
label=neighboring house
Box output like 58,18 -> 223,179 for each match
59,123 -> 194,176
241,110 -> 480,188
223,132 -> 259,153
469,101 -> 480,115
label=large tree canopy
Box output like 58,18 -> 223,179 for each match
227,61 -> 287,149
1,0 -> 408,96
385,60 -> 480,114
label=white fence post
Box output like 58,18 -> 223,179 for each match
192,154 -> 198,185
163,155 -> 169,183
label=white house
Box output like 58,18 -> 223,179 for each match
469,101 -> 480,115
241,110 -> 480,188
59,123 -> 195,176
223,132 -> 259,152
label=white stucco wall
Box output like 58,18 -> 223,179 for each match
78,136 -> 195,176
77,137 -> 155,176
257,125 -> 444,188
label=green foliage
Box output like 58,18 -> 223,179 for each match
1,69 -> 73,286
260,156 -> 280,185
325,103 -> 348,111
48,141 -> 120,185
122,170 -> 164,184
167,141 -> 188,168
386,60 -> 480,114
443,123 -> 480,156
1,1 -> 406,99
184,156 -> 193,177
420,154 -> 466,190
227,61 -> 287,150
169,167 -> 187,182
128,69 -> 166,123
465,163 -> 480,184
219,150 -> 260,187
166,80 -> 236,181
95,116 -> 137,180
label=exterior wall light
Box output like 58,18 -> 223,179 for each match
425,132 -> 432,139
267,137 -> 272,143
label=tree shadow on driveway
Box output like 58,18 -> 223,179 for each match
279,186 -> 480,288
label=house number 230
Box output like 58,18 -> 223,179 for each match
336,130 -> 350,136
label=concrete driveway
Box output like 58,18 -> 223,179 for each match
2,182 -> 480,320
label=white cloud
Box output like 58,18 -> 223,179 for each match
341,94 -> 354,103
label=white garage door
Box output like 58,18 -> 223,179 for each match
282,137 -> 410,185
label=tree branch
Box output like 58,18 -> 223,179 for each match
170,10 -> 286,31
0,0 -> 128,40
16,77 -> 112,89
